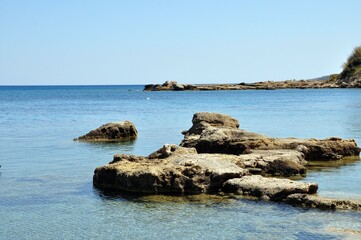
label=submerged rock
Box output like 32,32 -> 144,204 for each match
180,112 -> 360,160
285,194 -> 361,211
74,121 -> 138,142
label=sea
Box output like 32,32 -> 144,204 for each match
1,85 -> 361,239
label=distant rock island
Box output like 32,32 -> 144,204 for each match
144,45 -> 361,91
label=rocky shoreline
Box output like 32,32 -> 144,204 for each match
143,76 -> 361,91
93,112 -> 361,211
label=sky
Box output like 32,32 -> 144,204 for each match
1,0 -> 361,85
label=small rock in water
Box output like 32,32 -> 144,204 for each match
74,121 -> 138,142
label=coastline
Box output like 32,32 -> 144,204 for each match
143,77 -> 360,91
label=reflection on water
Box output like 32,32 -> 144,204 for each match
95,187 -> 237,205
307,156 -> 361,172
79,139 -> 136,152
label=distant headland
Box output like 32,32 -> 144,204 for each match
144,45 -> 361,91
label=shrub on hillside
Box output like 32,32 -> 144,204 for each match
339,45 -> 361,81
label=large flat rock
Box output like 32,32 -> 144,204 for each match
93,145 -> 248,194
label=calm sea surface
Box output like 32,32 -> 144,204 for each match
1,85 -> 361,239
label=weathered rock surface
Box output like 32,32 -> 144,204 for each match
74,121 -> 138,142
94,145 -> 249,194
94,144 -> 316,196
181,112 -> 360,160
236,149 -> 307,176
183,112 -> 240,136
285,193 -> 361,211
222,175 -> 318,201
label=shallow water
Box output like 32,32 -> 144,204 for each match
1,86 -> 361,239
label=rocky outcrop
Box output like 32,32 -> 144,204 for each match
94,145 -> 249,194
285,194 -> 361,211
182,112 -> 240,136
144,81 -> 197,91
181,112 -> 360,160
93,145 -> 315,196
339,72 -> 361,88
92,112 -> 361,211
222,175 -> 318,201
74,121 -> 138,142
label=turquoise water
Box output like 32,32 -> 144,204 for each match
1,86 -> 361,239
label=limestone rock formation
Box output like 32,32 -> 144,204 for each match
74,121 -> 138,142
93,144 -> 315,195
180,113 -> 360,160
92,112 -> 361,211
236,149 -> 307,176
93,145 -> 248,194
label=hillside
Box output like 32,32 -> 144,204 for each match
338,45 -> 361,87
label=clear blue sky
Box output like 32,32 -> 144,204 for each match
1,0 -> 361,85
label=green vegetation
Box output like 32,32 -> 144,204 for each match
339,45 -> 361,81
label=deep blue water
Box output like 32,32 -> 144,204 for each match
1,85 -> 361,239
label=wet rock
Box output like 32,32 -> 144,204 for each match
222,175 -> 318,201
74,121 -> 138,142
285,194 -> 361,211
